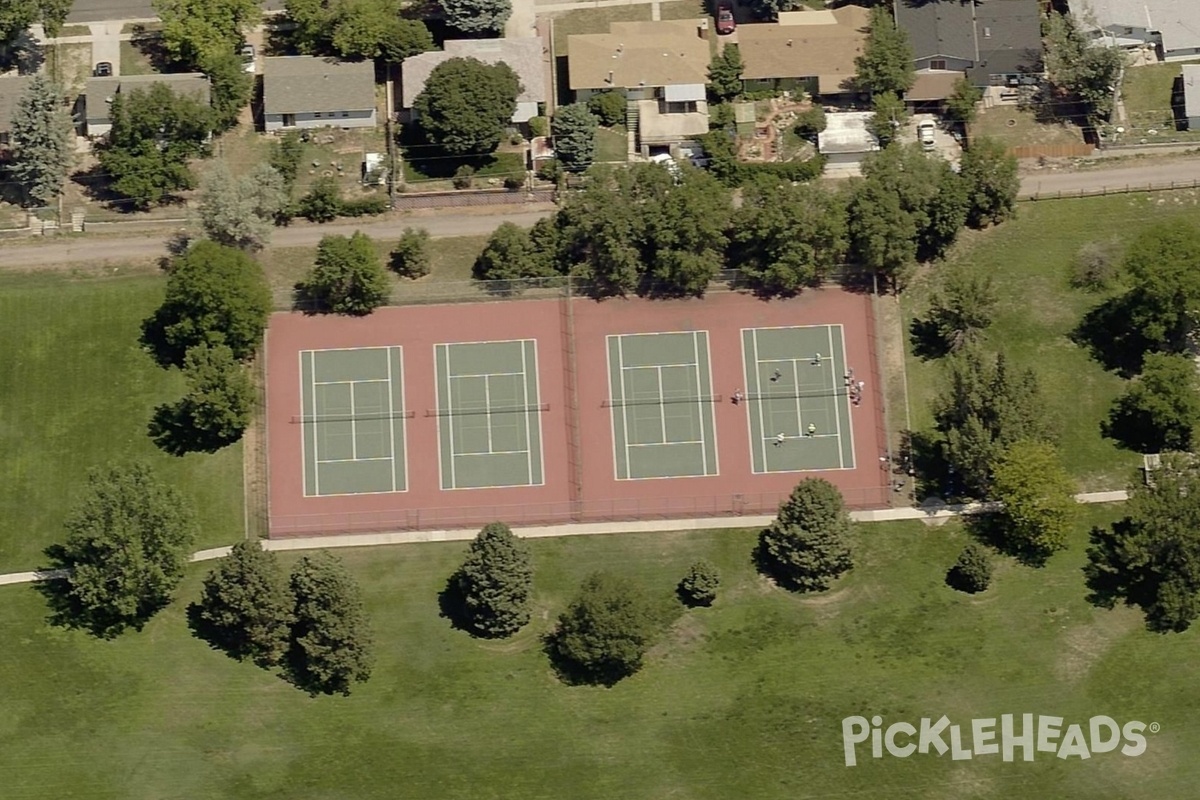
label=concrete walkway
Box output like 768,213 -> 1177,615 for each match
0,491 -> 1129,587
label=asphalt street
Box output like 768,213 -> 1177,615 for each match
66,0 -> 283,23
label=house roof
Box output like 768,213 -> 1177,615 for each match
907,69 -> 964,100
737,5 -> 870,93
1183,64 -> 1200,117
893,0 -> 1041,83
263,56 -> 375,116
401,38 -> 546,109
567,19 -> 711,90
1073,0 -> 1200,54
85,73 -> 210,120
0,75 -> 34,133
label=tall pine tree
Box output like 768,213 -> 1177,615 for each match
9,74 -> 73,205
285,551 -> 375,696
189,540 -> 293,667
449,522 -> 534,638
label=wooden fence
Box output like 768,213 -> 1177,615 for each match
1007,143 -> 1096,159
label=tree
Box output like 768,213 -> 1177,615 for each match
945,543 -> 992,593
204,50 -> 255,131
945,75 -> 983,125
156,0 -> 258,69
2,0 -> 71,65
1043,11 -> 1123,123
1105,352 -> 1200,453
97,84 -> 214,209
390,227 -> 431,278
299,231 -> 391,315
149,343 -> 256,454
286,0 -> 433,60
794,106 -> 826,137
677,560 -> 720,607
866,91 -> 907,146
441,0 -> 511,35
296,176 -> 343,222
269,131 -> 305,190
44,463 -> 197,638
854,5 -> 914,95
284,551 -> 374,695
756,478 -> 854,592
1119,221 -> 1200,353
707,44 -> 743,103
587,90 -> 626,127
141,240 -> 272,366
380,19 -> 435,62
547,572 -> 661,685
199,161 -> 288,250
921,265 -> 998,353
7,74 -> 73,205
39,0 -> 71,38
415,58 -> 521,156
473,222 -> 540,284
933,348 -> 1054,497
188,540 -> 293,667
959,136 -> 1019,228
990,440 -> 1076,563
1085,453 -> 1200,632
729,179 -> 847,296
1071,238 -> 1122,292
551,103 -> 598,173
447,522 -> 534,638
745,0 -> 797,22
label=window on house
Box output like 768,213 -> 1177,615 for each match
930,59 -> 946,71
313,111 -> 323,118
983,26 -> 991,38
341,111 -> 349,117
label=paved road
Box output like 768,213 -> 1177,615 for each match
0,208 -> 555,268
67,0 -> 282,23
1019,157 -> 1200,197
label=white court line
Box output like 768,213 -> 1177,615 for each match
386,348 -> 397,491
827,326 -> 844,469
313,378 -> 391,386
316,456 -> 395,464
528,339 -> 546,487
449,370 -> 525,379
837,324 -> 856,469
520,341 -> 532,484
444,346 -> 458,489
620,361 -> 698,371
299,351 -> 310,497
605,336 -> 622,480
310,351 -> 321,496
433,344 -> 447,490
655,366 -> 667,444
627,440 -> 704,448
483,374 -> 494,453
349,382 -> 358,461
790,358 -> 804,438
751,329 -> 769,473
692,331 -> 707,475
618,336 -> 634,478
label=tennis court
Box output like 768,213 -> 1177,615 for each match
434,339 -> 546,490
606,331 -> 719,480
741,326 -> 855,473
299,347 -> 408,497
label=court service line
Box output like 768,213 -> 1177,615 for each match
827,326 -> 844,469
448,370 -> 525,379
750,329 -> 769,473
621,361 -> 698,371
316,456 -> 394,464
299,351 -> 310,497
314,377 -> 391,386
626,440 -> 704,448
618,336 -> 634,479
432,344 -> 447,491
692,331 -> 707,475
386,348 -> 397,491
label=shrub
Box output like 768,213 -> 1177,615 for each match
296,177 -> 342,223
503,174 -> 525,190
586,90 -> 627,127
677,560 -> 720,607
389,227 -> 431,278
338,196 -> 389,217
794,106 -> 827,137
946,543 -> 993,593
528,115 -> 549,138
453,164 -> 475,189
1071,238 -> 1122,291
535,158 -> 563,183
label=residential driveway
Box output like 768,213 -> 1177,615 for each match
904,113 -> 961,167
88,21 -> 123,76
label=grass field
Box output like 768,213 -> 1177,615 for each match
900,191 -> 1200,492
1119,60 -> 1200,144
595,126 -> 628,162
0,272 -> 244,572
4,504 -> 1199,798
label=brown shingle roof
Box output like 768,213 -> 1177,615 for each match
263,56 -> 375,116
567,19 -> 711,90
907,70 -> 963,101
737,5 -> 869,93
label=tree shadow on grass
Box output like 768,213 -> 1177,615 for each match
963,512 -> 1052,568
909,316 -> 950,360
436,572 -> 474,635
148,401 -> 241,456
541,629 -> 628,688
1071,294 -> 1152,377
34,545 -> 158,639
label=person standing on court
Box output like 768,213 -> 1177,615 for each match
807,423 -> 817,437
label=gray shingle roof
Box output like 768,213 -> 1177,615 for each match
894,0 -> 977,62
263,56 -> 375,115
85,73 -> 210,123
893,0 -> 1041,83
401,38 -> 546,109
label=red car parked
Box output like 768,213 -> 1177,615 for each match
716,2 -> 735,35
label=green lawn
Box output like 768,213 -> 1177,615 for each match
551,5 -> 652,56
119,39 -> 156,76
0,272 -> 244,572
595,125 -> 628,162
4,505 -> 1199,798
1119,60 -> 1200,143
901,192 -> 1200,492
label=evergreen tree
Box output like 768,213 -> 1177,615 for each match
449,522 -> 534,638
441,0 -> 511,35
854,5 -> 914,95
922,264 -> 998,353
551,103 -> 598,173
285,551 -> 375,695
677,560 -> 720,607
298,231 -> 391,315
756,478 -> 854,592
866,91 -> 907,146
8,74 -> 73,205
46,463 -> 197,638
188,540 -> 293,667
297,176 -> 343,222
586,90 -> 626,127
548,572 -> 661,685
946,543 -> 992,593
707,44 -> 743,102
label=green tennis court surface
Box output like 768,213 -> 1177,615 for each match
300,347 -> 408,496
606,331 -> 719,480
434,340 -> 545,490
742,326 -> 855,473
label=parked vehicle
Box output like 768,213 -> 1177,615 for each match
917,120 -> 936,151
716,2 -> 735,35
93,61 -> 112,77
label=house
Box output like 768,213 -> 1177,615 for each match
893,0 -> 1042,97
1072,0 -> 1200,62
1182,64 -> 1200,129
263,56 -> 376,131
818,111 -> 879,171
401,38 -> 548,124
568,19 -> 711,153
85,73 -> 209,137
0,75 -> 33,152
738,6 -> 870,97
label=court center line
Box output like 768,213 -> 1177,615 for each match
692,331 -> 707,475
349,381 -> 358,461
520,341 -> 532,484
618,336 -> 634,479
656,365 -> 667,444
791,358 -> 804,439
751,329 -> 769,472
483,374 -> 494,454
827,326 -> 844,469
386,349 -> 397,491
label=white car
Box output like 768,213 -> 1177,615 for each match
917,120 -> 937,151
649,152 -> 681,179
